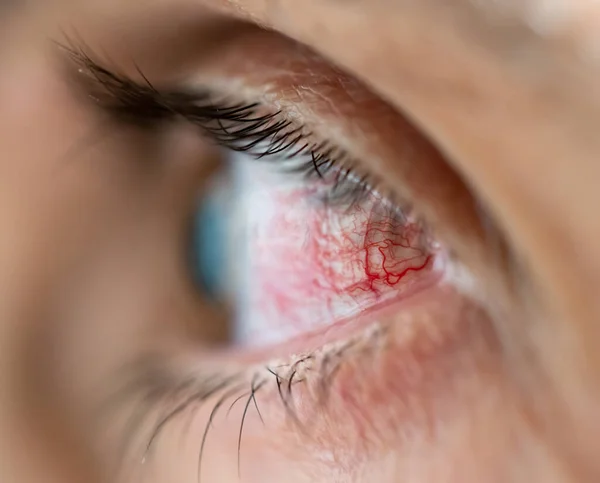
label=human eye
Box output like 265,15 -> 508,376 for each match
189,101 -> 440,347
56,16 -> 505,483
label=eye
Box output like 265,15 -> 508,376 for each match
64,41 -> 498,482
191,110 -> 444,347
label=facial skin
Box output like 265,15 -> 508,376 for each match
1,1 -> 600,483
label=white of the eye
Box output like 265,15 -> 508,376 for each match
228,152 -> 435,347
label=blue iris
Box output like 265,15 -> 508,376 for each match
190,195 -> 225,298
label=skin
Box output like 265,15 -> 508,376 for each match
1,1 -> 600,482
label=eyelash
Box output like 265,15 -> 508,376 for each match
114,324 -> 387,481
189,102 -> 376,207
63,43 -> 392,211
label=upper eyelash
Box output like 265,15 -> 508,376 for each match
62,43 -> 388,208
186,103 -> 378,205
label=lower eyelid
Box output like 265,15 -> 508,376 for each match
137,284 -> 499,482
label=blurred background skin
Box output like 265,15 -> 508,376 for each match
1,1 -> 600,482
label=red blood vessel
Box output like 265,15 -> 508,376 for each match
236,165 -> 435,345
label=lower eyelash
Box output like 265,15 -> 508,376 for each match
107,322 -> 388,482
104,359 -> 246,478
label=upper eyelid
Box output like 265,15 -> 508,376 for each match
62,43 -> 398,202
60,38 -> 497,285
58,33 -> 390,170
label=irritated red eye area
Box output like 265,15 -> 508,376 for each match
235,163 -> 440,346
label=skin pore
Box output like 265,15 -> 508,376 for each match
1,1 -> 600,483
